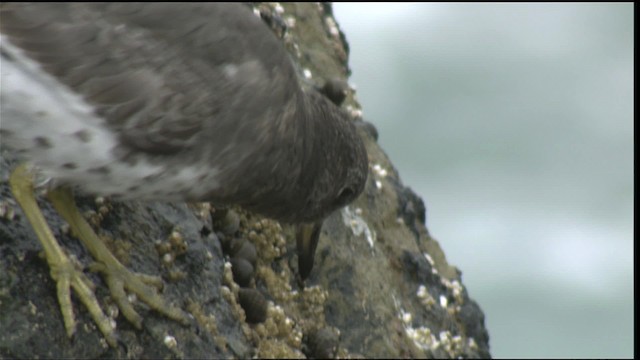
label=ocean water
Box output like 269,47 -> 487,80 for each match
333,3 -> 634,358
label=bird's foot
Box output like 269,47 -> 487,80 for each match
86,259 -> 190,330
9,164 -> 189,348
49,248 -> 119,347
9,164 -> 117,347
46,187 -> 191,333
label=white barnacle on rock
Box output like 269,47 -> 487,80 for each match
163,334 -> 177,349
439,331 -> 452,352
406,325 -> 438,351
392,295 -> 439,351
344,104 -> 363,118
162,252 -> 174,264
303,68 -> 312,79
439,295 -> 448,308
451,334 -> 463,353
441,278 -> 464,302
370,164 -> 388,192
272,304 -> 285,317
401,310 -> 412,324
417,285 -> 436,308
468,337 -> 478,350
423,252 -> 435,266
372,164 -> 388,178
285,16 -> 296,28
341,206 -> 375,248
324,16 -> 340,37
273,3 -> 284,15
127,293 -> 137,304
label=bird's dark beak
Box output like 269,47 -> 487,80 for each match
296,221 -> 323,282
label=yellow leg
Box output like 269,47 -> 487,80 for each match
47,187 -> 189,328
9,164 -> 117,347
9,164 -> 190,347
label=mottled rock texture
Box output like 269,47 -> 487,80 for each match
0,3 -> 490,358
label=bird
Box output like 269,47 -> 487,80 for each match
0,3 -> 368,347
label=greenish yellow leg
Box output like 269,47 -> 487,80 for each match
46,185 -> 190,328
9,164 -> 117,347
10,164 -> 190,348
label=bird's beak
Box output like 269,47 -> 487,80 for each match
296,221 -> 323,282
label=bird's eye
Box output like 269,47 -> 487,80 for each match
335,186 -> 355,205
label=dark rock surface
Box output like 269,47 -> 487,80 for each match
0,3 -> 490,358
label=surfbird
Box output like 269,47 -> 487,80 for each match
0,3 -> 368,347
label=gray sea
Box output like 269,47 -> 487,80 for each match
333,3 -> 633,358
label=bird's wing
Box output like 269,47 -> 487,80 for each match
0,3 -> 298,154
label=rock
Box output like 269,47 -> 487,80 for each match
0,3 -> 490,358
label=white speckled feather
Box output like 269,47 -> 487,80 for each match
1,35 -> 219,199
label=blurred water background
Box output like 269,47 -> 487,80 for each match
333,3 -> 633,358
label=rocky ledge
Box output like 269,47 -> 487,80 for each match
0,3 -> 490,358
